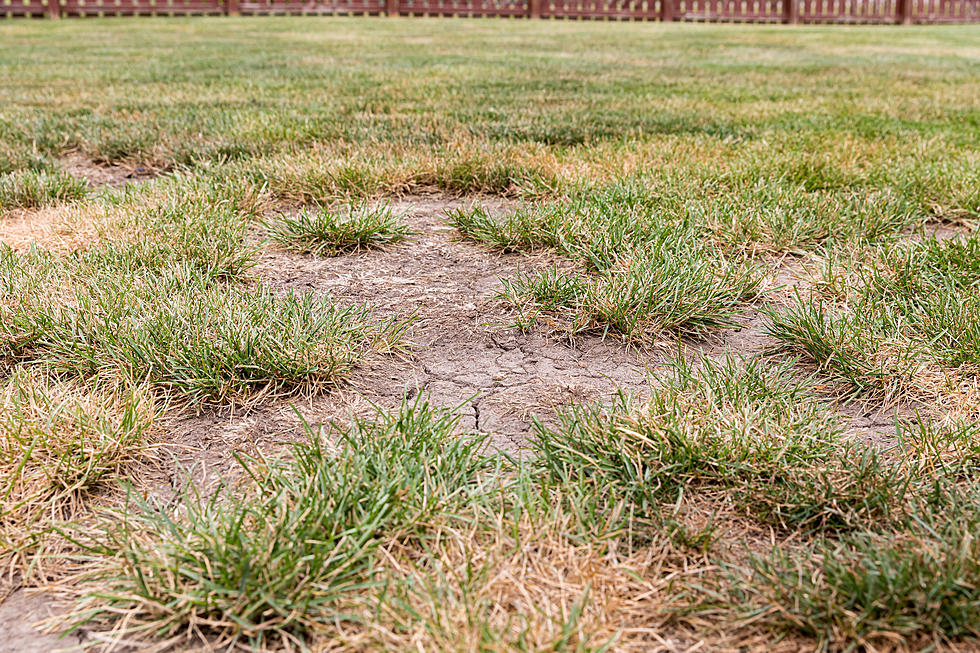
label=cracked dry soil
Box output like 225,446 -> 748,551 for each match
257,198 -> 662,449
145,197 -> 914,484
167,198 -> 661,476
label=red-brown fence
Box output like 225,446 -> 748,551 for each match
3,0 -> 978,22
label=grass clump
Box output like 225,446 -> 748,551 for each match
267,203 -> 410,257
688,184 -> 919,255
1,255 -> 407,404
736,486 -> 980,648
0,168 -> 88,211
0,370 -> 155,585
531,355 -> 905,539
454,198 -> 764,339
69,397 -> 500,649
767,233 -> 980,415
82,177 -> 266,281
501,248 -> 762,338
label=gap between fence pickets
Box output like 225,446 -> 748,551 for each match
26,0 -> 980,24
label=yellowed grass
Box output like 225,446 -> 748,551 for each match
0,205 -> 100,255
0,370 -> 157,597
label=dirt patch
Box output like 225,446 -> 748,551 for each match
60,152 -> 157,188
161,199 -> 918,473
0,590 -> 82,653
256,197 -> 659,452
128,197 -> 662,511
906,221 -> 975,243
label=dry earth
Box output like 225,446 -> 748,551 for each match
60,153 -> 159,188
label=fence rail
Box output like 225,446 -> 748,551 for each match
3,0 -> 978,22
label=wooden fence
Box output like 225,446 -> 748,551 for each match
3,0 -> 978,23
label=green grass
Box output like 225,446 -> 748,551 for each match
80,175 -> 266,280
64,376 -> 980,650
1,252 -> 408,404
267,203 -> 410,256
531,355 -> 906,539
0,20 -> 978,213
454,194 -> 765,339
736,485 -> 980,646
767,233 -> 980,412
0,168 -> 88,211
68,397 -> 502,648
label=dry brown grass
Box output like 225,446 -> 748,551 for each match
318,492 -> 827,653
0,204 -> 101,256
357,510 -> 697,652
0,369 -> 157,597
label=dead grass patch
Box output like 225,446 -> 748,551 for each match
353,508 -> 703,653
0,369 -> 157,597
0,204 -> 100,256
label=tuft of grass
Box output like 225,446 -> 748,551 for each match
82,176 -> 266,281
767,233 -> 980,417
67,397 -> 500,649
267,203 -> 411,257
764,293 -> 898,396
531,354 -> 905,539
1,255 -> 408,404
0,169 -> 88,211
449,203 -> 566,254
687,184 -> 920,254
501,251 -> 763,339
0,370 -> 155,584
739,489 -> 980,647
456,198 -> 765,340
898,415 -> 980,479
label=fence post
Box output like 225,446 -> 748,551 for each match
528,0 -> 541,18
47,0 -> 60,18
661,0 -> 673,20
387,0 -> 398,15
784,0 -> 798,22
225,0 -> 239,15
897,0 -> 911,23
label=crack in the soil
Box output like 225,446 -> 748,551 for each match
250,198 -> 655,449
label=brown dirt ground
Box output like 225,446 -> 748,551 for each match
59,153 -> 158,188
0,590 -> 83,653
150,198 -> 664,492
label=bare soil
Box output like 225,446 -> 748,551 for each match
60,153 -> 158,188
151,199 -> 917,501
159,198 -> 663,488
0,590 -> 82,653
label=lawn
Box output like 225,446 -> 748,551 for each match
1,17 -> 980,651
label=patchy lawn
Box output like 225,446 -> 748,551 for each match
1,17 -> 979,652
